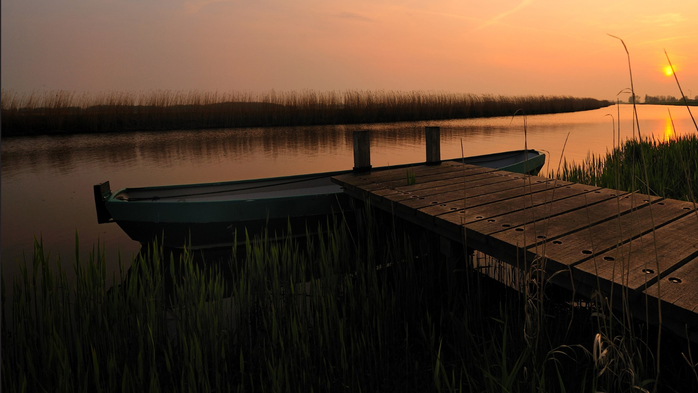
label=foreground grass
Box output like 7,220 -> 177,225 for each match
4,208 -> 698,392
552,135 -> 698,201
0,89 -> 610,136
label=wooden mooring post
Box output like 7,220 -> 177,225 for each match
352,130 -> 372,171
425,126 -> 441,165
353,127 -> 441,171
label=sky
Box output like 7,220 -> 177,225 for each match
2,0 -> 697,101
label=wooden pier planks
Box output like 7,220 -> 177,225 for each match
573,199 -> 698,291
645,253 -> 698,313
333,161 -> 698,339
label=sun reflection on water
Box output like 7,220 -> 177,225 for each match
664,117 -> 676,141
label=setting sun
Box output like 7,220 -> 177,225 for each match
663,65 -> 674,76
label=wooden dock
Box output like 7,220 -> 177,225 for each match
332,152 -> 698,342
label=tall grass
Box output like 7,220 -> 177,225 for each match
6,206 -> 697,392
551,135 -> 698,201
549,134 -> 698,391
0,89 -> 610,136
548,39 -> 698,393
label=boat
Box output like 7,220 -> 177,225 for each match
94,149 -> 545,249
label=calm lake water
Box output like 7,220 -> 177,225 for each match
2,104 -> 696,285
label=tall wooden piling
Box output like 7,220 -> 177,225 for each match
425,126 -> 441,165
353,130 -> 371,171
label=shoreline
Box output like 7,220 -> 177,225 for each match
1,90 -> 611,137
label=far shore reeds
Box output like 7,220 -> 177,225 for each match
0,89 -> 611,136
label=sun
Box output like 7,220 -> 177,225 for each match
663,65 -> 674,76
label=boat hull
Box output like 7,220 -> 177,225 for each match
96,150 -> 545,249
113,200 -> 350,249
108,188 -> 353,249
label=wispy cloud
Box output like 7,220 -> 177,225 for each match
637,13 -> 686,28
637,35 -> 692,47
335,12 -> 373,22
416,10 -> 479,23
183,0 -> 231,15
475,0 -> 534,31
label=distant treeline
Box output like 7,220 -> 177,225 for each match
1,90 -> 611,136
643,94 -> 697,104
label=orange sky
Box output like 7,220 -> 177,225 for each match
2,0 -> 696,101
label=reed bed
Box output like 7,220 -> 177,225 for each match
0,89 -> 610,136
5,207 -> 697,392
551,135 -> 698,201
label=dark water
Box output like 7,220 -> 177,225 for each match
2,104 -> 695,286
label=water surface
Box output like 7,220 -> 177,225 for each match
2,104 -> 695,284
